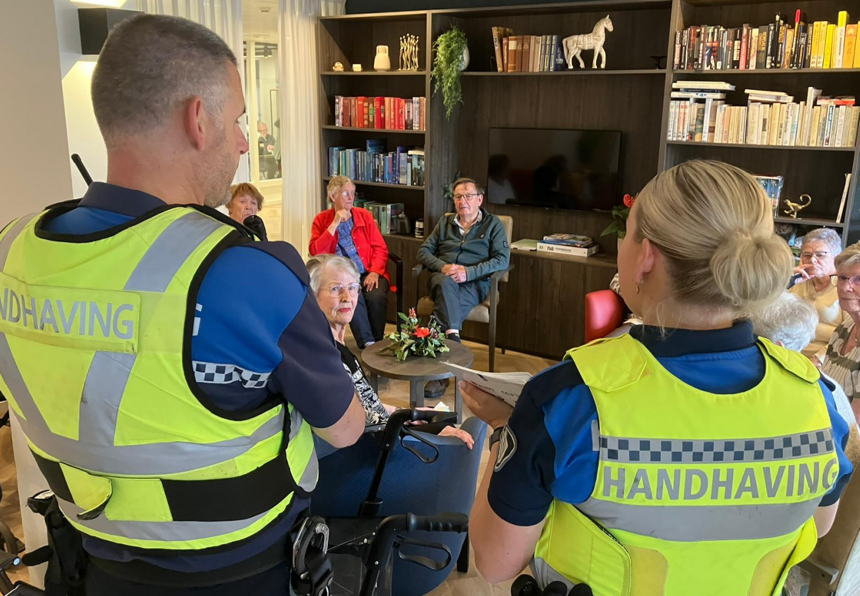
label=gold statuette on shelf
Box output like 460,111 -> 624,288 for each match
399,34 -> 420,71
783,194 -> 812,219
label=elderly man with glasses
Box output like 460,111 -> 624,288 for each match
417,177 -> 510,394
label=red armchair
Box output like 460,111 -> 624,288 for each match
584,290 -> 627,343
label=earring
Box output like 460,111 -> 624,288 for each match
635,281 -> 641,295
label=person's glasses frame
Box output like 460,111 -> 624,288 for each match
800,251 -> 831,262
453,193 -> 481,202
837,274 -> 860,289
328,282 -> 361,297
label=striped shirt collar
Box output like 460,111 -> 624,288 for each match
454,209 -> 483,233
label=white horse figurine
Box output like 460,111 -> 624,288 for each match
563,16 -> 614,70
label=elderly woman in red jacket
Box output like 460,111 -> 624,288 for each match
310,176 -> 390,348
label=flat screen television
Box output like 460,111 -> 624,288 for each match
486,127 -> 622,211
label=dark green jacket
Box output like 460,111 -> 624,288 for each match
416,209 -> 510,283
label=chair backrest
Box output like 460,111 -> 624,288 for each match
584,289 -> 627,342
313,417 -> 488,596
806,471 -> 860,595
444,212 -> 514,283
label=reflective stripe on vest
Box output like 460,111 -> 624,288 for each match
532,334 -> 838,596
0,207 -> 316,552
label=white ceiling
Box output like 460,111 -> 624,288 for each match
243,0 -> 279,43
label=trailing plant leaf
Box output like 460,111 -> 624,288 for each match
432,26 -> 468,120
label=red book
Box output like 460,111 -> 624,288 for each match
419,97 -> 426,131
356,96 -> 365,128
374,97 -> 383,128
399,99 -> 405,129
739,25 -> 749,69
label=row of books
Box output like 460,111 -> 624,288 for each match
354,200 -> 405,235
511,234 -> 600,257
667,86 -> 859,148
333,96 -> 426,131
329,142 -> 425,187
673,11 -> 860,71
491,28 -> 565,72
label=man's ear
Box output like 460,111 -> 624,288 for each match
184,97 -> 206,150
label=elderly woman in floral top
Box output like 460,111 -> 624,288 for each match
306,254 -> 473,447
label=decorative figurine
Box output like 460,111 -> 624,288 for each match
332,62 -> 344,72
562,15 -> 614,69
783,194 -> 813,218
352,64 -> 363,72
374,45 -> 391,71
399,34 -> 420,71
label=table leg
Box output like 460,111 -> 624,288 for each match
369,372 -> 379,395
454,376 -> 463,424
410,380 -> 425,409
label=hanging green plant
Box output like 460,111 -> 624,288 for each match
432,26 -> 469,120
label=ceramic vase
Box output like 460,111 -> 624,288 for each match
374,45 -> 391,71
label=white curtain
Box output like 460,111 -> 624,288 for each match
137,0 -> 250,183
321,0 -> 346,17
278,0 -> 342,250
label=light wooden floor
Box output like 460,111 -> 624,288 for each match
0,327 -> 557,594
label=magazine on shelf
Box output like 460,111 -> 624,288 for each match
440,362 -> 530,407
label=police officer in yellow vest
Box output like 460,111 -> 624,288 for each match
0,14 -> 365,595
462,160 -> 854,596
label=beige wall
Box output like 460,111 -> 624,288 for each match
0,0 -> 73,221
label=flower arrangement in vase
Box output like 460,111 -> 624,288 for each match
383,308 -> 449,361
601,193 -> 636,240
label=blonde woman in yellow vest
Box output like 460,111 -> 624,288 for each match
0,14 -> 365,596
462,160 -> 853,596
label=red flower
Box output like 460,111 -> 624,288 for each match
408,308 -> 417,319
623,194 -> 636,209
414,327 -> 430,339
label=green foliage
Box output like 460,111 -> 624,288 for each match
600,205 -> 630,239
432,26 -> 468,120
384,308 -> 450,361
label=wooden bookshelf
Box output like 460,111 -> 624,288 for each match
461,68 -> 667,76
322,176 -> 425,191
321,125 -> 426,134
666,141 -> 856,152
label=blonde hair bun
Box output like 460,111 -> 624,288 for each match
710,229 -> 793,308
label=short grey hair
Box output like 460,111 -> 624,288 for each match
306,255 -> 360,295
452,177 -> 484,196
92,14 -> 237,147
802,228 -> 843,258
836,241 -> 860,270
749,292 -> 817,353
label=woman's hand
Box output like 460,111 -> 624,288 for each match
364,272 -> 380,291
793,265 -> 814,282
438,426 -> 475,449
460,381 -> 513,430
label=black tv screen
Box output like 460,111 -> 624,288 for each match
486,128 -> 622,211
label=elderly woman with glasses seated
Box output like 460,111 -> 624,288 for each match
310,176 -> 390,350
306,254 -> 473,447
790,228 -> 843,361
821,242 -> 860,406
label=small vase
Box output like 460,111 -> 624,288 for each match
459,46 -> 470,71
374,45 -> 391,71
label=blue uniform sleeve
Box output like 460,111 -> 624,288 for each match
818,378 -> 853,506
487,360 -> 598,527
193,243 -> 354,427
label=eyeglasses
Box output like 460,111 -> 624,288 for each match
327,283 -> 361,297
339,190 -> 355,198
837,275 -> 860,288
800,251 -> 831,262
453,193 -> 480,202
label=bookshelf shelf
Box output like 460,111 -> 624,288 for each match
322,125 -> 426,134
322,176 -> 425,191
673,68 -> 860,76
462,69 -> 667,76
774,217 -> 846,227
319,71 -> 427,76
666,141 -> 856,152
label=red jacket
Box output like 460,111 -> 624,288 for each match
309,207 -> 391,283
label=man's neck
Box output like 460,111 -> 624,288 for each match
458,210 -> 480,228
106,150 -> 204,206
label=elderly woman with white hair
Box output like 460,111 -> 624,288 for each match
822,242 -> 860,410
306,254 -> 473,447
790,227 -> 844,360
750,291 -> 858,427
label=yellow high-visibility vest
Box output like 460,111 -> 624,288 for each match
0,205 -> 316,552
532,334 -> 838,596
